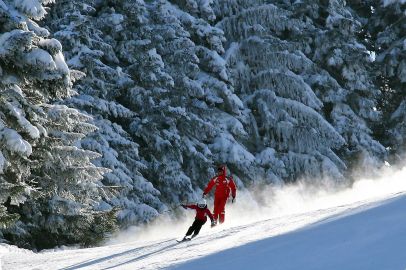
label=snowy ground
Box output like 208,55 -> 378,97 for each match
2,171 -> 406,269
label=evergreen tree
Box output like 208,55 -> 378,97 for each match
289,0 -> 386,178
362,0 -> 406,165
116,0 -> 207,204
44,0 -> 163,228
102,0 -> 249,205
212,1 -> 349,184
14,105 -> 119,250
171,0 -> 263,191
0,0 -> 118,249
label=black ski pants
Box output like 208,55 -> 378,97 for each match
186,219 -> 206,236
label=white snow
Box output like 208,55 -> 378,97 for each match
0,32 -> 13,56
11,85 -> 22,96
14,0 -> 48,20
4,103 -> 40,138
53,51 -> 69,75
3,167 -> 406,269
38,38 -> 62,53
22,15 -> 50,36
110,14 -> 124,25
0,150 -> 5,173
0,128 -> 32,155
210,133 -> 255,165
23,48 -> 56,70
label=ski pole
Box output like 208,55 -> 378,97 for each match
163,205 -> 182,213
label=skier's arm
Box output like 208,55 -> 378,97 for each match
183,205 -> 198,210
229,178 -> 236,197
206,209 -> 214,221
203,177 -> 216,196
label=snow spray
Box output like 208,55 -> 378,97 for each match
106,165 -> 406,245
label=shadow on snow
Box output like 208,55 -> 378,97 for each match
171,194 -> 406,270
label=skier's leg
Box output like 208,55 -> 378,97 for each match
219,211 -> 225,224
186,220 -> 198,236
191,220 -> 206,238
213,197 -> 220,222
219,198 -> 227,224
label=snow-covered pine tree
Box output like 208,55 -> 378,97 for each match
166,0 -> 266,193
170,0 -> 216,23
111,0 -> 204,205
148,0 -> 219,193
18,105 -> 120,250
44,0 -> 163,228
0,0 -> 55,230
212,1 -> 348,184
95,0 -> 248,206
137,0 -> 257,201
0,0 -> 61,242
288,0 -> 386,178
361,0 -> 406,165
0,0 -> 118,249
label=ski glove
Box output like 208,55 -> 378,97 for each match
181,204 -> 186,209
211,219 -> 217,226
232,196 -> 236,203
202,193 -> 206,199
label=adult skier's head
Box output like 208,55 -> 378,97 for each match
197,198 -> 207,209
218,165 -> 226,176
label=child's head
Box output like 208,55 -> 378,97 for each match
197,198 -> 207,209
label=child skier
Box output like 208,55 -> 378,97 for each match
180,198 -> 216,241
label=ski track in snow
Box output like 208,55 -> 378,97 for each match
2,191 -> 406,270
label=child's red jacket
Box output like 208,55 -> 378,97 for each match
184,205 -> 214,221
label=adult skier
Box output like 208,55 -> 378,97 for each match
180,198 -> 216,241
202,166 -> 236,224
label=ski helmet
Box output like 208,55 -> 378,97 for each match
197,198 -> 206,209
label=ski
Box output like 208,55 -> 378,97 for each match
176,238 -> 191,243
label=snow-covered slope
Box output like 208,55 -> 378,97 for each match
2,172 -> 406,270
2,192 -> 406,269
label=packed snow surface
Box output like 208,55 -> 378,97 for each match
2,168 -> 406,269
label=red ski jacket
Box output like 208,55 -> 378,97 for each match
184,205 -> 214,221
204,166 -> 236,199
